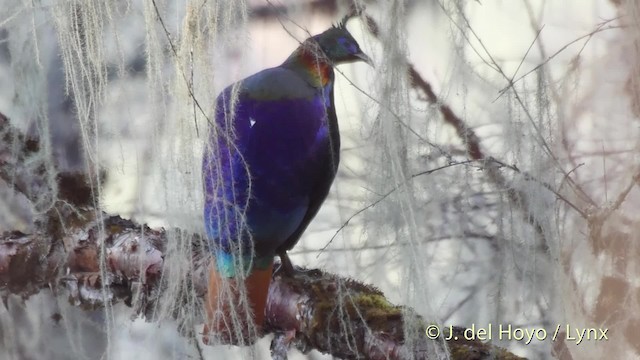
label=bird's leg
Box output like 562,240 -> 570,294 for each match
277,251 -> 296,276
276,252 -> 321,277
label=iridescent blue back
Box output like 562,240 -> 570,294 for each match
202,67 -> 336,259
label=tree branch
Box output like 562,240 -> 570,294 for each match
0,111 -> 525,359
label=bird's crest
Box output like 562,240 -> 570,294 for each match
332,14 -> 349,30
332,8 -> 362,30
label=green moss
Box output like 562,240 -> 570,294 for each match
356,293 -> 395,310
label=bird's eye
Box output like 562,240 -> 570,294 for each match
338,38 -> 357,54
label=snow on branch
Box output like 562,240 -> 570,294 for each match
0,111 -> 524,359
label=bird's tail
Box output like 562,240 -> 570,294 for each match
203,257 -> 273,345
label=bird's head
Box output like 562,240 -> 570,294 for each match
282,17 -> 372,85
310,21 -> 372,66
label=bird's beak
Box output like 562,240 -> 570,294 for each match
355,52 -> 374,67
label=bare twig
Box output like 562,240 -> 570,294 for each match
362,11 -> 573,252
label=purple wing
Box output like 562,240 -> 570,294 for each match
203,66 -> 338,258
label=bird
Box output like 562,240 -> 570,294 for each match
202,19 -> 371,344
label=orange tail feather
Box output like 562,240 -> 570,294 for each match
204,260 -> 273,345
